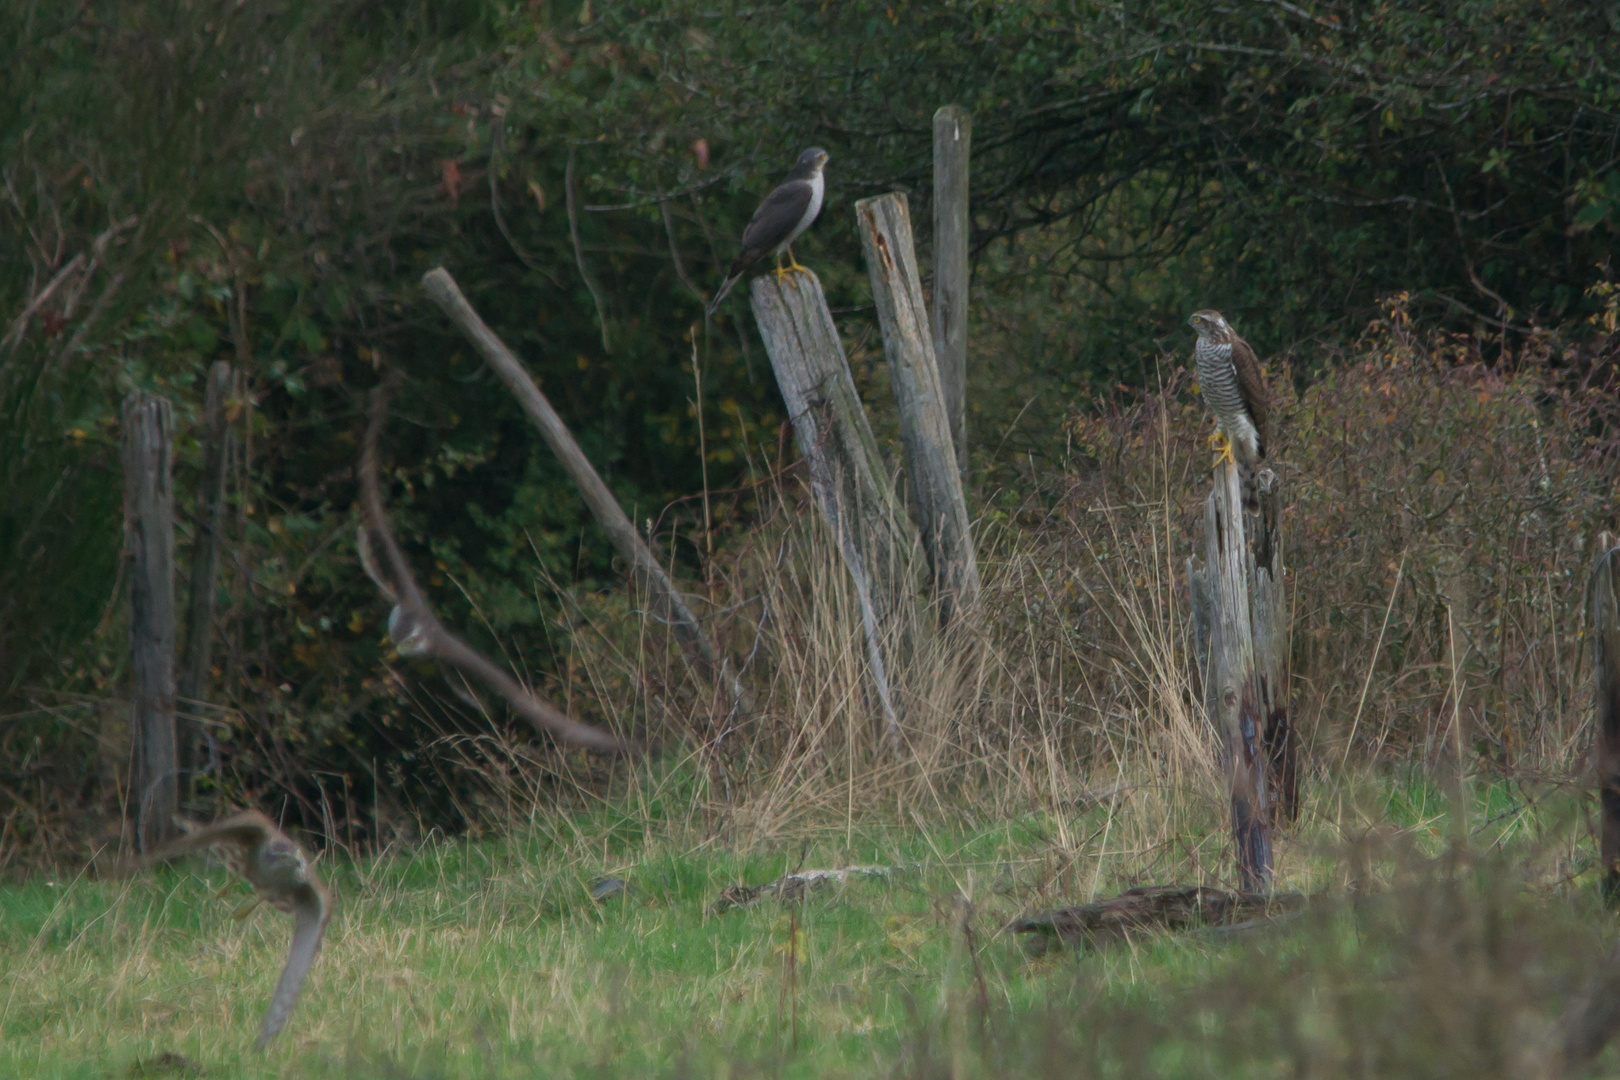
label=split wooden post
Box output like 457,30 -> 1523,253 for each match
855,193 -> 980,625
179,361 -> 234,714
1202,459 -> 1273,890
931,104 -> 971,471
420,268 -> 754,715
1592,533 -> 1620,901
750,269 -> 920,749
1187,556 -> 1214,722
123,390 -> 178,851
1252,473 -> 1296,823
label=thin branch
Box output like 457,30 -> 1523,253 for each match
487,119 -> 547,276
565,149 -> 612,353
1,252 -> 83,351
357,372 -> 637,754
582,168 -> 738,212
660,199 -> 704,302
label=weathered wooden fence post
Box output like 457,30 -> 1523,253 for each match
178,361 -> 233,714
1592,532 -> 1620,900
931,104 -> 971,472
750,269 -> 921,750
1202,459 -> 1273,889
420,267 -> 754,715
1252,473 -> 1296,823
855,193 -> 980,625
124,390 -> 178,851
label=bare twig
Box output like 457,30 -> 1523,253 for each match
357,373 -> 637,754
565,149 -> 612,353
1,252 -> 84,351
488,119 -> 548,276
661,200 -> 704,302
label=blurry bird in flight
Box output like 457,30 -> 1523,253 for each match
706,147 -> 828,313
119,811 -> 333,1050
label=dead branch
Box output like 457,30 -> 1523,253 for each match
4,214 -> 138,353
565,148 -> 612,353
1,252 -> 83,351
357,372 -> 637,755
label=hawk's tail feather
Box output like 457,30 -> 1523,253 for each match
253,898 -> 330,1050
705,272 -> 743,316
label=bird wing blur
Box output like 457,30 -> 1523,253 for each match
120,810 -> 332,1051
132,811 -> 280,866
254,877 -> 332,1050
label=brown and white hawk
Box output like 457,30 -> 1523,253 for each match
1189,309 -> 1272,500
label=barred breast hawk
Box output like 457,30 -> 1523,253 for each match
1189,310 -> 1272,501
706,147 -> 828,313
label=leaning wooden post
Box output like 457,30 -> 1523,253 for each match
123,390 -> 179,851
1591,533 -> 1620,901
931,104 -> 971,472
1203,459 -> 1272,889
750,269 -> 920,750
1187,556 -> 1214,725
856,193 -> 980,624
1251,472 -> 1296,823
420,268 -> 754,715
178,361 -> 233,713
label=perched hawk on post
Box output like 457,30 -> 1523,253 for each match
1189,310 -> 1272,502
706,147 -> 828,313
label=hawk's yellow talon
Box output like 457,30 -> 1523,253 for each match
1208,430 -> 1236,468
783,247 -> 808,274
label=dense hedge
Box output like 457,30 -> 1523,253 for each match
1,0 -> 1616,860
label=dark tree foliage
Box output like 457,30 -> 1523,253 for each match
0,0 -> 1615,855
589,0 -> 1620,345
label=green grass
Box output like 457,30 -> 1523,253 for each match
0,775 -> 1604,1079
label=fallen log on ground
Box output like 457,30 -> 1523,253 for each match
1008,884 -> 1305,951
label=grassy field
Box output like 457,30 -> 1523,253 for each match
2,771 -> 1608,1080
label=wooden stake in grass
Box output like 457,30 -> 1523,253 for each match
748,268 -> 920,751
931,104 -> 971,472
123,390 -> 178,851
178,361 -> 233,717
856,193 -> 980,625
1251,472 -> 1296,823
1201,459 -> 1274,889
1591,533 -> 1620,901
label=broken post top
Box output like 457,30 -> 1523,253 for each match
855,192 -> 980,623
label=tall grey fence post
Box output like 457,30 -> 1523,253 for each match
750,269 -> 920,751
1203,459 -> 1273,890
856,192 -> 980,625
1593,533 -> 1620,901
1250,472 -> 1295,823
179,361 -> 234,715
420,267 -> 754,716
124,390 -> 178,851
931,104 -> 971,473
